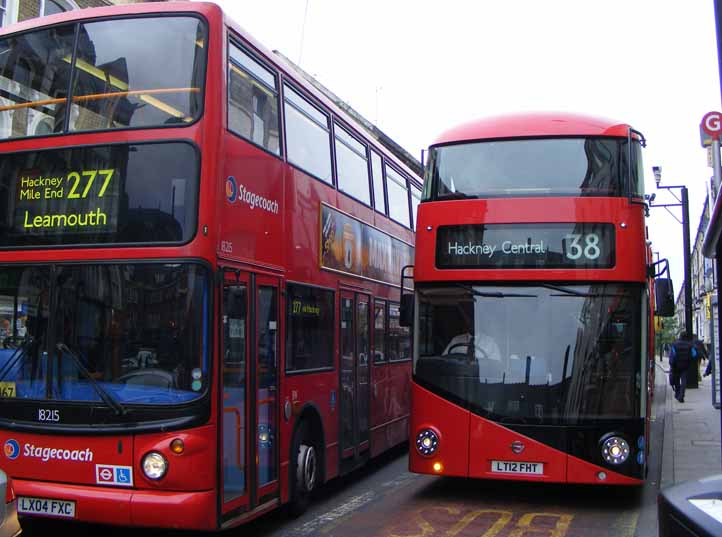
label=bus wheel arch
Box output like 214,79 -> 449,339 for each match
288,405 -> 325,516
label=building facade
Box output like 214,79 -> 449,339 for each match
0,0 -> 172,28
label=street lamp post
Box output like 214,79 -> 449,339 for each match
650,166 -> 694,346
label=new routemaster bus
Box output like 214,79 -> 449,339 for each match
403,112 -> 673,486
0,2 -> 420,530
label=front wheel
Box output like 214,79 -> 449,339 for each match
288,423 -> 318,517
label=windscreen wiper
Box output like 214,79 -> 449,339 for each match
56,343 -> 126,416
438,191 -> 475,200
453,284 -> 537,298
539,283 -> 612,298
0,337 -> 37,382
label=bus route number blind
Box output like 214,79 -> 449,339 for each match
435,222 -> 615,269
13,167 -> 119,235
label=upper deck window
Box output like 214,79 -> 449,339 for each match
370,150 -> 386,214
334,123 -> 370,205
228,42 -> 280,155
427,137 -> 644,200
284,84 -> 332,184
386,166 -> 411,228
0,16 -> 207,140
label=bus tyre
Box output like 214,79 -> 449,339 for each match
289,424 -> 317,517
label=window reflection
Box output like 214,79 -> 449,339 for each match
414,284 -> 643,422
0,263 -> 209,405
430,138 -> 643,199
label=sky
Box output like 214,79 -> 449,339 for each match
204,0 -> 721,290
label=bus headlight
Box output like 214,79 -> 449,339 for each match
142,451 -> 168,480
415,428 -> 439,457
600,435 -> 630,465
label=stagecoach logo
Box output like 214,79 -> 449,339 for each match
510,440 -> 525,454
4,439 -> 20,459
224,176 -> 279,214
225,176 -> 238,202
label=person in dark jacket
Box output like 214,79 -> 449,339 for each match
670,332 -> 697,403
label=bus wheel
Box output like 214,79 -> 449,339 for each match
289,423 -> 317,517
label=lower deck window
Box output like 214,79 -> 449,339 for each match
285,283 -> 334,372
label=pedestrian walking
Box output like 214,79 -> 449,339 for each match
692,334 -> 709,383
669,331 -> 697,403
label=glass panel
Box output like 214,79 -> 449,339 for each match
43,1 -> 66,16
335,125 -> 370,205
430,138 -> 631,198
386,167 -> 410,227
222,285 -> 246,502
284,99 -> 332,183
284,85 -> 326,126
340,297 -> 354,451
228,43 -> 280,154
387,302 -> 410,361
413,284 -> 643,423
285,284 -> 334,372
70,17 -> 206,131
0,25 -> 76,139
373,301 -> 386,363
410,184 -> 421,230
0,142 -> 198,247
229,45 -> 274,89
0,263 -> 209,405
356,299 -> 369,444
257,286 -> 277,485
370,151 -> 386,214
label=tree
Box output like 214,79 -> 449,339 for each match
655,316 -> 678,360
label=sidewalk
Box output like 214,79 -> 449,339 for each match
659,357 -> 722,488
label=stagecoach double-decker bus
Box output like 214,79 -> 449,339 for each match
0,2 -> 420,530
404,112 -> 665,486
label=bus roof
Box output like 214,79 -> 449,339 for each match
432,112 -> 633,145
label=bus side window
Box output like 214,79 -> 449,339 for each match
283,84 -> 333,184
386,166 -> 411,228
228,41 -> 281,155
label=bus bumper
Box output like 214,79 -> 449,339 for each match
15,479 -> 217,530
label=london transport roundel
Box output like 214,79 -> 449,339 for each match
4,439 -> 19,459
225,176 -> 238,203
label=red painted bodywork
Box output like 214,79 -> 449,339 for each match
0,1 -> 417,530
410,113 -> 651,486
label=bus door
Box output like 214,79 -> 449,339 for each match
220,270 -> 280,517
339,291 -> 370,461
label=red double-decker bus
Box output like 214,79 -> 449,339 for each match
0,2 -> 420,530
405,112 -> 670,486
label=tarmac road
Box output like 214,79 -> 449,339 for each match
19,371 -> 668,537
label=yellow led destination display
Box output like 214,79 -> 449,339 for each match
18,169 -> 116,231
1,142 -> 199,247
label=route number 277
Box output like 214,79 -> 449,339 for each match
67,169 -> 114,199
563,233 -> 601,260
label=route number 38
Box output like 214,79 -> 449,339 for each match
563,233 -> 601,260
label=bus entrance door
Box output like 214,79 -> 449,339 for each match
220,271 -> 280,520
339,291 -> 371,465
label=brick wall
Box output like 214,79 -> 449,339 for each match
17,0 -> 115,23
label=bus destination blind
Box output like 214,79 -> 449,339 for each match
14,168 -> 119,235
436,223 -> 615,269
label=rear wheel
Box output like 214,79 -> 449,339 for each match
288,422 -> 318,517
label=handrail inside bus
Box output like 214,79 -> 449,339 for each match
0,87 -> 199,121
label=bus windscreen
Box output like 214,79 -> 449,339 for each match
0,142 -> 198,246
413,283 -> 643,423
428,137 -> 644,199
0,16 -> 206,138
